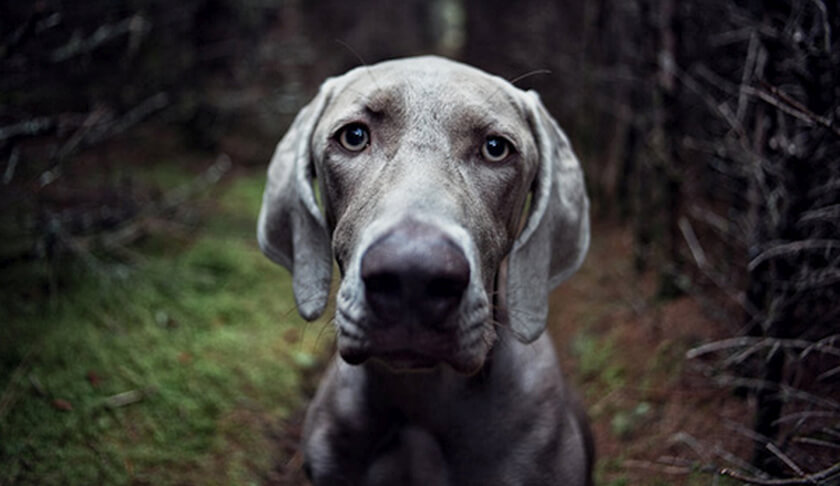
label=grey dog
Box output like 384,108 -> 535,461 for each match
258,56 -> 593,485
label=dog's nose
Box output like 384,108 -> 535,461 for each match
361,221 -> 470,327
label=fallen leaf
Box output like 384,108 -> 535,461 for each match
283,328 -> 300,344
87,370 -> 102,387
29,374 -> 47,396
52,398 -> 73,411
104,389 -> 144,408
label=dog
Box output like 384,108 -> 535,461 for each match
258,56 -> 592,485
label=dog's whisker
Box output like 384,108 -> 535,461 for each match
311,316 -> 337,351
335,39 -> 383,96
508,69 -> 553,86
474,68 -> 553,132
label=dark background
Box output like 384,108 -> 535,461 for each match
1,0 -> 838,484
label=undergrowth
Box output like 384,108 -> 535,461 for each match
0,169 -> 330,485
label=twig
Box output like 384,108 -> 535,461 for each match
765,442 -> 808,479
687,335 -> 840,360
679,216 -> 708,268
799,205 -> 840,225
773,410 -> 839,426
737,31 -> 760,123
103,389 -> 146,408
0,116 -> 54,141
675,64 -> 749,145
50,15 -> 148,63
748,240 -> 840,271
622,459 -> 699,476
105,92 -> 169,138
53,106 -> 110,163
706,374 -> 840,411
817,366 -> 840,381
807,0 -> 832,53
719,461 -> 840,485
789,268 -> 840,292
808,180 -> 840,198
671,431 -> 762,476
3,146 -> 20,184
792,437 -> 840,450
743,83 -> 840,138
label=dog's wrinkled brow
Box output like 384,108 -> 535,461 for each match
337,83 -> 405,115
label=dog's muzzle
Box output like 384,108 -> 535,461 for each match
336,219 -> 492,373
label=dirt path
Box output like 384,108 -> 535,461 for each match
549,222 -> 752,484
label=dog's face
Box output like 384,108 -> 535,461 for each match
313,61 -> 539,373
258,57 -> 589,374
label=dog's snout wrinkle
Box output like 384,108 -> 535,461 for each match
361,221 -> 470,328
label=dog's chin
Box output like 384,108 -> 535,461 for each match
337,336 -> 488,375
372,351 -> 440,372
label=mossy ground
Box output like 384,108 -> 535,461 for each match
0,167 -> 331,485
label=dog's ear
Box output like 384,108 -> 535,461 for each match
506,91 -> 590,343
257,81 -> 335,321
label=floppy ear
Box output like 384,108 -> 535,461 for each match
506,91 -> 590,343
257,82 -> 335,321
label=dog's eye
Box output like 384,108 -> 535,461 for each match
338,124 -> 370,152
481,136 -> 511,162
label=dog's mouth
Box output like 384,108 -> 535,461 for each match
334,217 -> 495,374
336,319 -> 490,374
371,350 -> 439,371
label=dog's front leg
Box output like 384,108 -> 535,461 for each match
365,425 -> 449,486
301,359 -> 393,485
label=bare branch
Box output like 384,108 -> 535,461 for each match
765,442 -> 807,479
737,31 -> 760,123
808,0 -> 832,52
799,205 -> 840,225
679,216 -> 708,268
817,366 -> 840,381
687,335 -> 840,360
706,374 -> 840,411
792,437 -> 840,450
748,240 -> 840,271
743,83 -> 840,138
0,117 -> 54,141
773,410 -> 840,426
718,461 -> 840,485
49,15 -> 149,63
3,146 -> 20,185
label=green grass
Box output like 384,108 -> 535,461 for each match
572,330 -> 626,398
0,169 -> 331,485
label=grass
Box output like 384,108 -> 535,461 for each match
0,168 -> 331,485
571,330 -> 627,402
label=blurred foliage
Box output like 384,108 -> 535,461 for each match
0,0 -> 268,112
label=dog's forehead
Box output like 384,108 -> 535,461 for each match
325,57 -> 528,128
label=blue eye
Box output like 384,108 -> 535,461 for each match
339,124 -> 370,152
481,136 -> 511,161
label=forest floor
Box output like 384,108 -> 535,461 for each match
0,127 -> 753,485
549,222 -> 753,485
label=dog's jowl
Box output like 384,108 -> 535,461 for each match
258,56 -> 593,486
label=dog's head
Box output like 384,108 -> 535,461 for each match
258,56 -> 588,374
